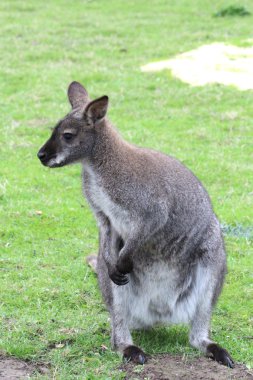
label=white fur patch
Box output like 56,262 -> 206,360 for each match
55,153 -> 66,164
114,263 -> 211,330
141,42 -> 253,90
48,153 -> 66,167
83,164 -> 135,240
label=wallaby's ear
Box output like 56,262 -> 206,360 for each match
68,81 -> 89,109
85,96 -> 109,125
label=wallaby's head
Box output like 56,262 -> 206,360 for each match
37,81 -> 109,167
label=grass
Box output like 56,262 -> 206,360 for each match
214,5 -> 251,17
0,0 -> 253,378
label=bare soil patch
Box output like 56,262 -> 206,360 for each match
122,354 -> 253,380
0,355 -> 49,380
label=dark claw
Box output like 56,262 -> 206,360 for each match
137,354 -> 146,365
123,345 -> 147,365
207,343 -> 234,368
226,357 -> 235,369
112,276 -> 129,286
109,267 -> 129,286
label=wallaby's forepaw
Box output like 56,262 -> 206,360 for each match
123,345 -> 147,365
207,343 -> 234,368
108,266 -> 129,286
116,256 -> 133,275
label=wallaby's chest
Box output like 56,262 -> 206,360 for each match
82,167 -> 132,239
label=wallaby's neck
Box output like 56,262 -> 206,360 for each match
83,119 -> 130,172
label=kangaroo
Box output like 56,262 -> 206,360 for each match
37,81 -> 234,367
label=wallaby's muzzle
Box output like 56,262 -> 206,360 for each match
37,144 -> 53,165
37,149 -> 47,162
37,139 -> 59,167
37,150 -> 57,167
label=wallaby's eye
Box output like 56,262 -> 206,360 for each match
63,132 -> 74,141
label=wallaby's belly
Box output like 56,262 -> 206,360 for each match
115,262 -> 209,330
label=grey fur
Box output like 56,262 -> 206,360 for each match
37,82 -> 234,367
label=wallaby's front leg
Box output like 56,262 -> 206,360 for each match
97,212 -> 129,286
108,233 -> 138,285
115,211 -> 167,279
116,236 -> 136,274
108,232 -> 129,286
100,207 -> 167,285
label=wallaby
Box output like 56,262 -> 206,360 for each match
37,81 -> 234,367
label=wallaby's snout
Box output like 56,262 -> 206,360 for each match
37,145 -> 50,166
37,149 -> 46,161
37,135 -> 59,167
37,145 -> 55,167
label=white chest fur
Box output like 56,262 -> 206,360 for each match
82,164 -> 133,239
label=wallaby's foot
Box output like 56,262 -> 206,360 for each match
86,254 -> 98,273
123,345 -> 147,365
108,265 -> 129,286
207,343 -> 234,368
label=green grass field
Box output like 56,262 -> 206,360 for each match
0,0 -> 252,378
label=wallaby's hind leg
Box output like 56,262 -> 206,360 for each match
190,307 -> 234,367
110,287 -> 147,364
189,262 -> 234,368
97,249 -> 147,364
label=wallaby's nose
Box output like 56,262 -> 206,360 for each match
37,150 -> 47,161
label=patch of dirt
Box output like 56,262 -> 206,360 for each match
122,354 -> 253,380
0,355 -> 49,380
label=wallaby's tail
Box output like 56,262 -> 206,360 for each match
86,254 -> 98,273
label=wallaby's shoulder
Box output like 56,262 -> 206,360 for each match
98,132 -> 207,199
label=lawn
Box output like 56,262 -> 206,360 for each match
0,0 -> 252,378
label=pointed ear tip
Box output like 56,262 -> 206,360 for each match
68,81 -> 80,90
